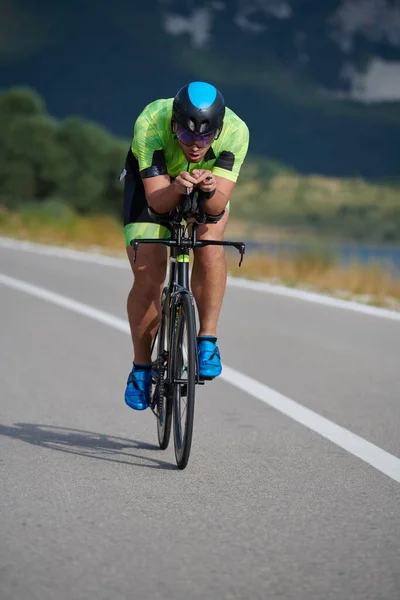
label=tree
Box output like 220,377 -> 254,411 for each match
0,87 -> 127,215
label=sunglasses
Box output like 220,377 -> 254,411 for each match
175,123 -> 218,148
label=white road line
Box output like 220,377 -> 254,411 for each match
0,273 -> 129,333
2,271 -> 400,484
226,277 -> 400,321
222,366 -> 400,484
0,237 -> 128,268
1,236 -> 399,321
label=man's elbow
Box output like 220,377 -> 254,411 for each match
146,190 -> 177,215
146,190 -> 165,212
146,193 -> 158,211
206,195 -> 228,215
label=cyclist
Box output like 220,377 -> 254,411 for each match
122,81 -> 249,410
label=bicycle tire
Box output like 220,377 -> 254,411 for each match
172,292 -> 197,469
155,301 -> 172,450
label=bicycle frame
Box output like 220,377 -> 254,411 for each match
129,197 -> 246,465
131,217 -> 245,387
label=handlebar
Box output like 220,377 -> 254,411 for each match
130,186 -> 245,267
148,185 -> 219,227
130,237 -> 246,267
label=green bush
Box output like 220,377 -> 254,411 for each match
0,87 -> 127,218
1,86 -> 399,242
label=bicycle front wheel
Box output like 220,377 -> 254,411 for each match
172,293 -> 197,470
153,301 -> 172,450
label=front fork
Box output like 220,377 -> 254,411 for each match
154,249 -> 203,413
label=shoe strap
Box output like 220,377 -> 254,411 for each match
128,366 -> 151,389
128,372 -> 141,390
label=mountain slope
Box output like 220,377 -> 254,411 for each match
1,0 -> 400,177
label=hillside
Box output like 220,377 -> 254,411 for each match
1,0 -> 400,178
1,87 -> 399,243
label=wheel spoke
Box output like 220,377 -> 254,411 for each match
173,295 -> 196,469
156,302 -> 172,451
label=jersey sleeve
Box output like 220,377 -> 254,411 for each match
212,121 -> 249,183
131,111 -> 167,178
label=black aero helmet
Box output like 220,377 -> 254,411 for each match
172,81 -> 225,135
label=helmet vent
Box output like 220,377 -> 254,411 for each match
173,81 -> 225,136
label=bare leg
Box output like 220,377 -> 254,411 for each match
191,211 -> 229,337
126,244 -> 167,364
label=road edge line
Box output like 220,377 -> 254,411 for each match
2,271 -> 400,485
1,236 -> 399,321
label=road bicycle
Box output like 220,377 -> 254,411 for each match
130,189 -> 245,469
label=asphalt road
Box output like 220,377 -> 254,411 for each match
1,240 -> 400,600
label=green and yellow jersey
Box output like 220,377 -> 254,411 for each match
131,98 -> 249,183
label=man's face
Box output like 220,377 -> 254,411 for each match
177,140 -> 211,163
174,120 -> 218,163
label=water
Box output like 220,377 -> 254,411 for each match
243,240 -> 400,273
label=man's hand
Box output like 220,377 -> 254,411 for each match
173,171 -> 199,194
191,169 -> 217,193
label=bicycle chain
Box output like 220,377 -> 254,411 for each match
150,353 -> 167,418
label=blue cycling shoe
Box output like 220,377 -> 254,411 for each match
197,336 -> 222,379
125,364 -> 152,410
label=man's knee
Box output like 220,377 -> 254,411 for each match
194,210 -> 228,264
127,245 -> 167,287
196,209 -> 228,241
194,244 -> 225,268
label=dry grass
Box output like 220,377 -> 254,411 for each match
227,253 -> 400,309
235,166 -> 399,208
0,211 -> 125,253
1,210 -> 399,310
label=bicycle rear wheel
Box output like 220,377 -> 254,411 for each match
153,299 -> 172,450
172,293 -> 197,469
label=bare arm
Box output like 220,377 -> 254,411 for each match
143,171 -> 200,213
143,175 -> 179,213
191,170 -> 236,215
205,176 -> 236,214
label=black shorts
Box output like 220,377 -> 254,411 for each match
122,149 -> 227,246
123,150 -> 171,246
